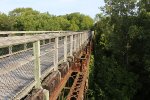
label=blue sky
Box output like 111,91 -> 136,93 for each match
0,0 -> 105,18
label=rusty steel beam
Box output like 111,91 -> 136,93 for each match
66,43 -> 92,100
50,42 -> 92,100
66,69 -> 88,100
66,72 -> 82,100
49,69 -> 73,100
77,72 -> 88,100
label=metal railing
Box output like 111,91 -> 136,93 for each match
0,31 -> 92,99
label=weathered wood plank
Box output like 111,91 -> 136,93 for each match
33,41 -> 41,89
0,32 -> 82,48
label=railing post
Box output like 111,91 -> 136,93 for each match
80,33 -> 82,49
23,33 -> 27,50
54,37 -> 59,70
81,33 -> 83,46
8,34 -> 12,54
92,31 -> 94,39
9,46 -> 12,54
70,35 -> 73,56
74,35 -> 76,52
76,35 -> 78,52
43,40 -> 45,45
78,34 -> 80,51
83,33 -> 85,44
64,36 -> 67,62
43,89 -> 49,100
85,32 -> 87,44
33,40 -> 41,89
84,32 -> 86,46
82,33 -> 84,46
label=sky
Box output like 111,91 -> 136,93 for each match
0,0 -> 105,18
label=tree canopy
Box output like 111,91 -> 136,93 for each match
89,0 -> 150,100
0,8 -> 93,31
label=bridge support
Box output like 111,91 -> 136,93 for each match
6,31 -> 93,100
49,40 -> 92,100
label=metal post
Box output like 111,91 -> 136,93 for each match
85,32 -> 87,45
81,33 -> 83,46
8,34 -> 12,54
76,35 -> 78,51
9,46 -> 12,54
43,40 -> 45,45
54,37 -> 58,71
43,89 -> 49,100
33,41 -> 41,89
83,33 -> 85,44
64,36 -> 67,62
80,33 -> 82,49
92,31 -> 94,39
23,33 -> 27,50
82,33 -> 84,47
78,34 -> 80,51
70,35 -> 73,56
74,35 -> 76,52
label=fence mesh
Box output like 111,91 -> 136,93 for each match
0,38 -> 56,99
0,44 -> 35,99
0,31 -> 90,99
40,40 -> 55,76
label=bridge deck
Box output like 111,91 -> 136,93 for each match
0,31 -> 91,99
0,41 -> 65,99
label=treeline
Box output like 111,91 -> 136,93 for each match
89,0 -> 150,100
0,8 -> 93,31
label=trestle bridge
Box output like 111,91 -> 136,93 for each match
0,31 -> 93,100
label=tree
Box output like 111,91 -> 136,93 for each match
0,13 -> 13,31
66,12 -> 93,31
6,8 -> 93,31
91,0 -> 150,100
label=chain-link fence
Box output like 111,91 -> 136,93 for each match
0,42 -> 35,99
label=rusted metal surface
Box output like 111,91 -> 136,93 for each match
23,39 -> 92,100
58,62 -> 69,78
49,69 -> 73,100
24,89 -> 45,100
24,42 -> 91,100
42,71 -> 61,95
66,42 -> 92,100
0,30 -> 92,99
66,72 -> 82,100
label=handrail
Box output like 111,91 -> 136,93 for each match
0,31 -> 68,35
0,32 -> 82,48
0,31 -> 83,35
0,31 -> 92,99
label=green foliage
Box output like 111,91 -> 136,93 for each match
66,12 -> 94,31
90,0 -> 150,100
0,13 -> 13,30
0,8 -> 93,31
94,54 -> 138,100
88,55 -> 95,99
